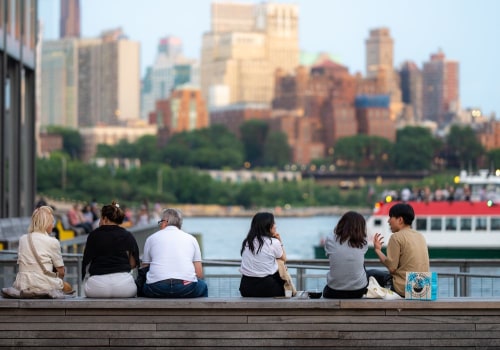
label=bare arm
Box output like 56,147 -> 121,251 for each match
193,261 -> 204,279
128,253 -> 137,269
273,233 -> 287,262
373,233 -> 396,273
55,266 -> 65,280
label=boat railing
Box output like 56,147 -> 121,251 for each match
1,251 -> 499,298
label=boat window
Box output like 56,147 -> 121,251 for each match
430,218 -> 442,231
445,218 -> 457,231
373,218 -> 382,227
415,218 -> 427,231
491,218 -> 500,231
475,217 -> 487,231
460,218 -> 472,231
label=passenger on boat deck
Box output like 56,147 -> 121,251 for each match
366,203 -> 430,297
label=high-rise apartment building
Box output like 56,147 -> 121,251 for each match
40,39 -> 79,128
60,0 -> 80,38
400,61 -> 423,122
422,50 -> 459,127
201,1 -> 299,108
141,36 -> 199,119
40,28 -> 140,127
364,28 -> 402,122
365,28 -> 393,79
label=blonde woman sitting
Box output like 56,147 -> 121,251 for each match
2,206 -> 68,298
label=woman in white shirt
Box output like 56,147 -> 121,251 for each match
239,212 -> 286,297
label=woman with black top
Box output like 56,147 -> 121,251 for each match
82,201 -> 140,298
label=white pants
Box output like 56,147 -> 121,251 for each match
84,272 -> 137,298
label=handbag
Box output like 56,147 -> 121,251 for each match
24,233 -> 75,296
277,259 -> 296,297
365,276 -> 402,300
135,266 -> 149,297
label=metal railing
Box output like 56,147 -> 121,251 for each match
1,251 -> 500,298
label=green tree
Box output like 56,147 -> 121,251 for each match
487,149 -> 500,170
161,125 -> 243,169
444,125 -> 485,169
393,126 -> 440,171
334,135 -> 393,170
134,135 -> 160,163
262,132 -> 292,167
46,126 -> 83,160
240,120 -> 269,167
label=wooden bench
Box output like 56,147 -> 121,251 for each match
0,297 -> 499,348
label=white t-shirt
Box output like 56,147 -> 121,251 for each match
239,237 -> 283,277
142,226 -> 202,284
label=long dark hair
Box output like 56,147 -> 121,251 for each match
334,211 -> 367,249
240,212 -> 275,255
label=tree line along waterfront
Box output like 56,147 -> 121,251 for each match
38,121 -> 499,210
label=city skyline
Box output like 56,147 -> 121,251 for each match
38,0 -> 500,116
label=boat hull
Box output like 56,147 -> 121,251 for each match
314,245 -> 500,259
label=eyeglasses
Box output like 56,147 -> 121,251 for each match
157,220 -> 167,227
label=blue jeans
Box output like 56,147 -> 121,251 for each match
142,279 -> 208,298
366,269 -> 394,290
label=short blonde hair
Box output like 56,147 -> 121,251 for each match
29,206 -> 54,233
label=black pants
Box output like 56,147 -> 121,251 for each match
322,284 -> 368,299
239,271 -> 285,297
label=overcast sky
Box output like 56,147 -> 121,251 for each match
39,0 -> 500,116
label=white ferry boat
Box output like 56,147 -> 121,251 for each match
366,170 -> 500,259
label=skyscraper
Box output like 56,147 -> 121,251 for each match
201,1 -> 299,108
40,39 -> 79,128
365,28 -> 393,79
400,61 -> 423,122
40,29 -> 140,127
60,0 -> 80,39
364,28 -> 402,122
422,50 -> 459,127
141,37 -> 199,119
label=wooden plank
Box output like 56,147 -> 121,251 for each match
0,322 -> 156,331
0,338 -> 110,347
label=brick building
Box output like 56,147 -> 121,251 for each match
149,87 -> 209,146
209,103 -> 271,137
355,95 -> 396,141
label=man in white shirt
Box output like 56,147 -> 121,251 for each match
140,208 -> 208,298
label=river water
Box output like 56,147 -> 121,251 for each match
182,215 -> 337,260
